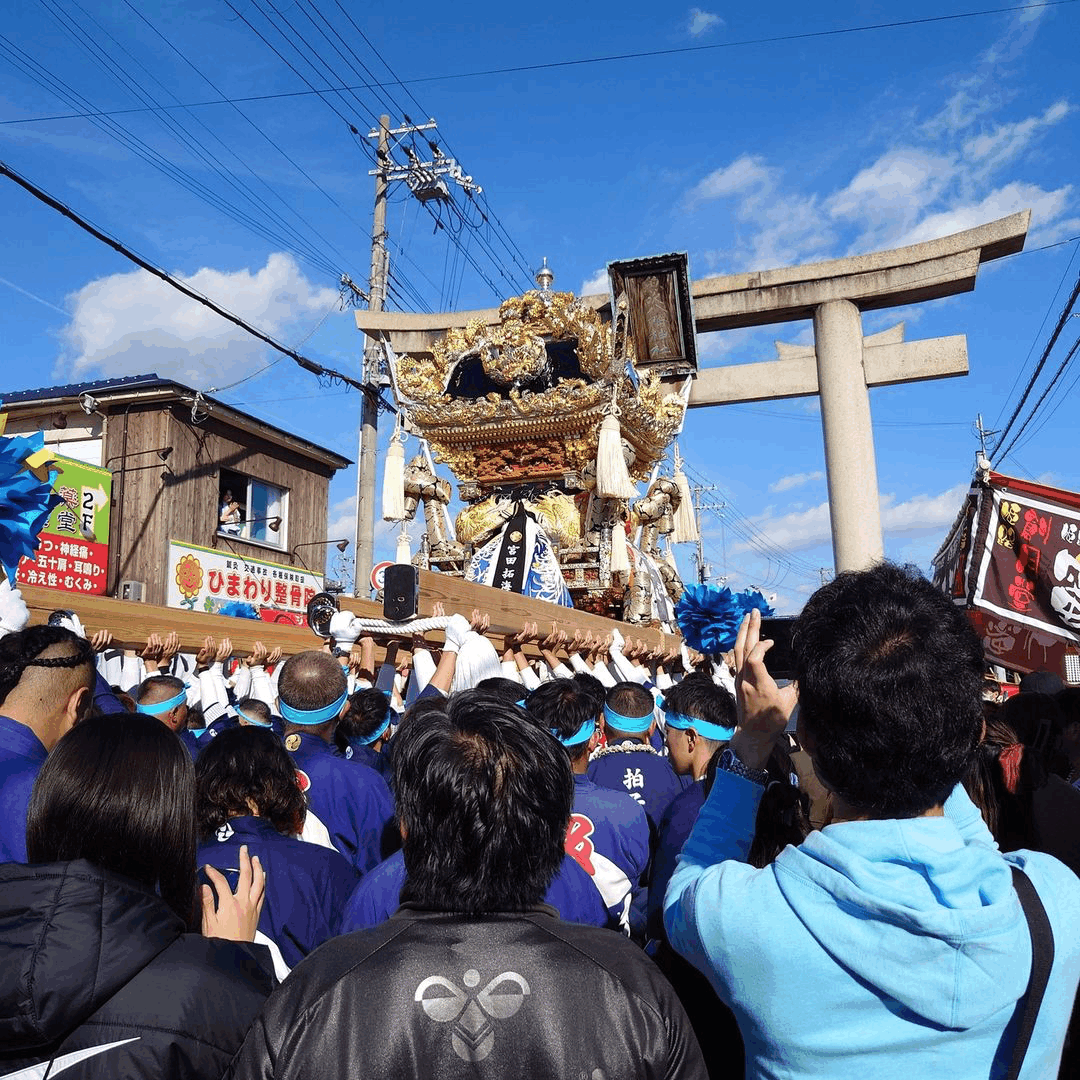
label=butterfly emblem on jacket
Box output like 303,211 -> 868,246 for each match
415,968 -> 530,1062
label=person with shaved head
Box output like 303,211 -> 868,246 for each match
0,625 -> 95,862
277,650 -> 394,872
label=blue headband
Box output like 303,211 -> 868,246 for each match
664,709 -> 735,743
553,717 -> 595,747
279,689 -> 349,726
354,713 -> 392,745
137,688 -> 188,715
603,702 -> 653,734
238,709 -> 274,728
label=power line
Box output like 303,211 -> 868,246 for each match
35,0 -> 346,277
0,158 -> 395,413
997,330 -> 1080,459
5,1 -> 1076,126
992,237 -> 1080,431
991,269 -> 1080,459
0,31 -> 342,279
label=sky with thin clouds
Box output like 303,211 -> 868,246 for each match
1,1 -> 1078,611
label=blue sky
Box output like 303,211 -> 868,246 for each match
2,0 -> 1078,611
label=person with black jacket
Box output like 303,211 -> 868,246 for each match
226,690 -> 707,1079
0,712 -> 274,1079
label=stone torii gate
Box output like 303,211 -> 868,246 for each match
356,211 -> 1029,572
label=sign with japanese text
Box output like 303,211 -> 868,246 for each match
972,482 -> 1080,642
166,540 -> 323,627
16,455 -> 111,596
934,473 -> 1080,676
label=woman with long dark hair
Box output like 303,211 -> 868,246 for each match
0,712 -> 274,1078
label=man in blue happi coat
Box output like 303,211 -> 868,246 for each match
278,650 -> 395,873
527,678 -> 650,938
648,673 -> 737,940
0,626 -> 95,862
588,681 -> 687,835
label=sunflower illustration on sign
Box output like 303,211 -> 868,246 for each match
175,553 -> 203,609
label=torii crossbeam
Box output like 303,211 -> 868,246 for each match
357,212 -> 1030,572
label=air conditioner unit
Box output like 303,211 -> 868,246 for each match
120,579 -> 145,602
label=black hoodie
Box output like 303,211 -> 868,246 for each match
0,860 -> 274,1078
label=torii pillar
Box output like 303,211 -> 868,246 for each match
354,212 -> 1030,574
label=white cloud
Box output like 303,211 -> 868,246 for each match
963,100 -> 1071,175
731,482 -> 969,555
579,267 -> 609,296
684,155 -> 833,268
826,148 -> 957,245
61,253 -> 340,386
894,180 -> 1072,249
769,470 -> 823,493
687,7 -> 723,36
684,155 -> 774,209
326,493 -> 357,549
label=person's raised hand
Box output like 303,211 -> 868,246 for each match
90,628 -> 113,653
200,844 -> 266,943
245,641 -> 268,668
160,631 -> 180,664
196,635 -> 216,668
265,646 -> 282,667
214,637 -> 233,665
141,633 -> 163,662
730,608 -> 797,771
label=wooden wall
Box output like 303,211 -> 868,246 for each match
103,402 -> 335,606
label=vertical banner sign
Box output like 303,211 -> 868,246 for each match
16,455 -> 111,595
166,540 -> 323,627
935,473 -> 1080,675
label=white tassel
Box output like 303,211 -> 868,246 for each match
609,523 -> 630,576
395,529 -> 412,564
670,446 -> 698,544
596,412 -> 637,500
382,432 -> 406,521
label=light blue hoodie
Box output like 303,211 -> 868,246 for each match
665,773 -> 1080,1079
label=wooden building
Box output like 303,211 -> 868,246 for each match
2,374 -> 350,608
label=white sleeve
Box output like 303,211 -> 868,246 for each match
654,669 -> 673,690
412,648 -> 436,693
608,648 -> 646,684
592,660 -> 617,688
501,660 -> 523,683
550,662 -> 574,680
568,653 -> 591,675
518,664 -> 541,692
230,665 -> 252,700
119,654 -> 144,693
198,663 -> 229,722
249,666 -> 276,708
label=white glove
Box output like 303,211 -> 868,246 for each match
329,610 -> 360,645
0,579 -> 30,637
442,613 -> 472,654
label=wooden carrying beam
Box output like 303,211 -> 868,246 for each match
22,572 -> 681,660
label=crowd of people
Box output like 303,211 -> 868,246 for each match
2,563 -> 1080,1078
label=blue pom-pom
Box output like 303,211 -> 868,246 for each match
217,600 -> 261,620
675,584 -> 775,654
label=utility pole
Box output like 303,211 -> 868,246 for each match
352,116 -> 484,595
354,115 -> 390,595
691,483 -> 719,584
974,413 -> 998,478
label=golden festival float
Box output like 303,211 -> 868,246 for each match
377,255 -> 702,630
